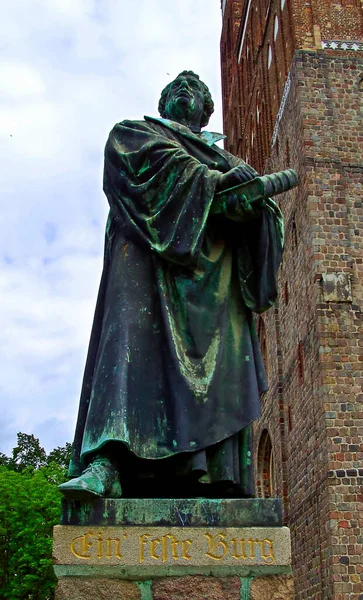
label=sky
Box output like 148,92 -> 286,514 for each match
0,0 -> 224,455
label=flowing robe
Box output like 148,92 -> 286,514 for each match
69,117 -> 284,494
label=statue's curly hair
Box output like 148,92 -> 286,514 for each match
158,70 -> 214,128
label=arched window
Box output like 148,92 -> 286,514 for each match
257,316 -> 268,378
298,341 -> 304,384
274,15 -> 279,40
227,19 -> 232,55
257,430 -> 275,498
285,139 -> 291,165
246,42 -> 253,86
292,219 -> 298,249
284,281 -> 289,305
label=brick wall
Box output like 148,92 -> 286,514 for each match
220,2 -> 363,598
220,0 -> 363,170
254,52 -> 363,600
298,52 -> 363,600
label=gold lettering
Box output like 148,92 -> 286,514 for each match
260,539 -> 275,564
205,533 -> 228,561
160,534 -> 175,563
139,534 -> 151,563
181,539 -> 192,560
138,532 -> 193,563
97,531 -> 103,558
70,531 -> 93,560
170,535 -> 179,560
231,538 -> 247,560
106,538 -> 122,559
160,535 -> 167,563
248,539 -> 260,559
150,537 -> 161,560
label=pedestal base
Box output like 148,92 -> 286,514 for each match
55,574 -> 294,600
54,498 -> 294,600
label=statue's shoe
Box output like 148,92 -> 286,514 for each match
59,457 -> 122,500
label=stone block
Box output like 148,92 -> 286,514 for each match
55,578 -> 140,600
53,524 -> 291,578
250,574 -> 294,599
152,575 -> 240,600
321,272 -> 352,302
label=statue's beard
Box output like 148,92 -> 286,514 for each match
166,97 -> 200,127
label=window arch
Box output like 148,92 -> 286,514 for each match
257,316 -> 268,378
256,430 -> 275,498
246,41 -> 253,86
298,340 -> 304,384
226,19 -> 232,55
285,139 -> 291,166
292,218 -> 298,249
274,15 -> 279,40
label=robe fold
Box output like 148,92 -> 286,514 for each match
69,117 -> 283,494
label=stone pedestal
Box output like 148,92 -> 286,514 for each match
53,498 -> 294,599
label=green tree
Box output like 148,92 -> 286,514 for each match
0,434 -> 71,600
0,466 -> 62,600
11,433 -> 47,471
46,443 -> 72,472
0,453 -> 13,468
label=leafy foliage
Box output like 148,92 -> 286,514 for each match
12,433 -> 47,471
0,453 -> 12,468
0,433 -> 71,600
46,443 -> 72,472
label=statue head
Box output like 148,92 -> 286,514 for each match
158,71 -> 214,131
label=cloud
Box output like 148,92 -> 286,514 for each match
0,63 -> 47,98
0,0 -> 223,455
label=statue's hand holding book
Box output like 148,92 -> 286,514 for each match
211,168 -> 298,222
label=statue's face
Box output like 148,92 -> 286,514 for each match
164,75 -> 204,128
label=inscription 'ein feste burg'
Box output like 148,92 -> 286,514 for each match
69,529 -> 276,565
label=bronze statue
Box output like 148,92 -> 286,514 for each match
59,71 -> 296,500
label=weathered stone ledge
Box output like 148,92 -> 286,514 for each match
60,497 -> 283,528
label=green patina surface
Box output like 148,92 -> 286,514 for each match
61,497 -> 283,527
54,564 -> 292,580
67,70 -> 287,501
60,71 -> 300,513
240,576 -> 253,600
136,580 -> 153,600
